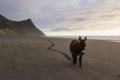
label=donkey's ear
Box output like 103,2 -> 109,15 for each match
79,36 -> 82,41
83,36 -> 87,41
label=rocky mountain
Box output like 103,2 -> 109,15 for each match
0,15 -> 44,36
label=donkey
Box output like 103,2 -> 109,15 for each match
70,36 -> 87,67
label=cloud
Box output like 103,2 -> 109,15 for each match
48,8 -> 120,32
0,0 -> 120,35
71,17 -> 88,22
51,27 -> 71,31
0,0 -> 106,20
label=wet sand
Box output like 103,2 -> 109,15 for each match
0,36 -> 120,80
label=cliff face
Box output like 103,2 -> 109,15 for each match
0,15 -> 44,36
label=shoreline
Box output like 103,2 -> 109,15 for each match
46,36 -> 120,40
45,36 -> 120,43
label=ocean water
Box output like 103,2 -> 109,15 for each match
49,36 -> 120,42
80,36 -> 120,43
88,36 -> 120,42
61,36 -> 120,42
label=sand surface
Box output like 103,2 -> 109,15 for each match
0,36 -> 120,80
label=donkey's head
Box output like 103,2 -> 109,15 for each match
79,36 -> 87,50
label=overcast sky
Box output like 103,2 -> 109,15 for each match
0,0 -> 120,36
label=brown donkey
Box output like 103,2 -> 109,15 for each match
70,36 -> 87,67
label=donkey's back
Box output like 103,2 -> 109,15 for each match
70,40 -> 80,54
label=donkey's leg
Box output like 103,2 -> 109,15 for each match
79,52 -> 84,67
72,53 -> 77,65
79,55 -> 82,67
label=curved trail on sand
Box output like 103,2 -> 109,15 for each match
46,39 -> 72,62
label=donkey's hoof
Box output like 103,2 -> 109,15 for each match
72,62 -> 76,65
79,65 -> 82,68
81,52 -> 85,55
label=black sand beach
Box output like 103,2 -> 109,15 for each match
0,36 -> 120,80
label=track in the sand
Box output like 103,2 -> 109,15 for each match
46,39 -> 72,62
